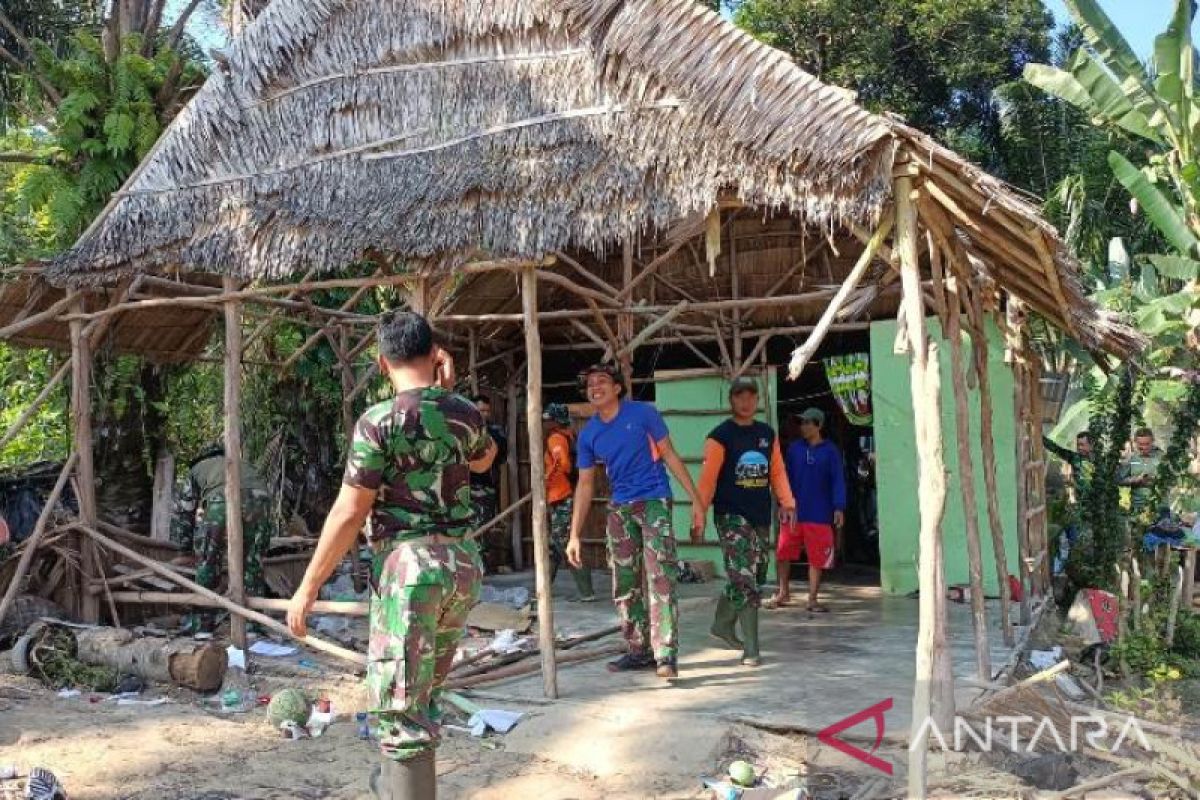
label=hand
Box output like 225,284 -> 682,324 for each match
779,505 -> 796,526
833,510 -> 845,529
691,507 -> 706,540
434,348 -> 456,390
565,536 -> 583,569
287,587 -> 317,638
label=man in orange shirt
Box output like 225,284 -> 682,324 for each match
544,403 -> 595,601
697,378 -> 795,666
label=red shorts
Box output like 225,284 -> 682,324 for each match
777,522 -> 835,569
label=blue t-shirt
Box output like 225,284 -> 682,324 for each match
577,401 -> 673,503
785,439 -> 847,525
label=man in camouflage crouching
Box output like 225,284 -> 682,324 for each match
171,448 -> 273,633
288,311 -> 496,800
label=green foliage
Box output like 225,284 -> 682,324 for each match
0,341 -> 68,468
731,0 -> 1053,173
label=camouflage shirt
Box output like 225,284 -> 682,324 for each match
344,386 -> 491,544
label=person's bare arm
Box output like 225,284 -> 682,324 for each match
288,484 -> 376,636
565,467 -> 596,568
658,436 -> 704,534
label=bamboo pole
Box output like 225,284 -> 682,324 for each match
0,294 -> 72,340
1009,304 -> 1033,625
278,279 -> 379,371
898,175 -> 951,800
506,366 -> 526,572
69,291 -> 100,624
521,265 -> 558,699
552,251 -> 622,297
223,276 -> 247,650
0,453 -> 78,626
614,301 -> 689,358
937,247 -> 991,681
79,524 -> 366,666
786,215 -> 893,379
619,240 -> 635,386
241,268 -> 319,349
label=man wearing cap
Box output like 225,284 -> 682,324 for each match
770,407 -> 846,612
565,363 -> 704,680
543,402 -> 594,601
697,377 -> 795,666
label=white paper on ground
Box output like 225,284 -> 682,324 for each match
117,697 -> 170,707
249,640 -> 299,657
226,645 -> 246,669
1029,646 -> 1063,671
56,688 -> 81,699
467,709 -> 524,736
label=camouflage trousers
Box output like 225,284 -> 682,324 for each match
714,513 -> 770,611
548,498 -> 573,579
471,484 -> 502,569
606,499 -> 678,660
368,537 -> 483,761
192,493 -> 273,598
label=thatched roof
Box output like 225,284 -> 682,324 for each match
49,0 -> 1142,359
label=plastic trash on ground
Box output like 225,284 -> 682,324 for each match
479,585 -> 530,609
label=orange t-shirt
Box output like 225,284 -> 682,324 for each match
545,430 -> 574,504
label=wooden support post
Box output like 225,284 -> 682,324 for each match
969,291 -> 1014,646
340,327 -> 356,448
506,365 -> 525,572
939,248 -> 991,681
730,217 -> 743,365
619,241 -> 635,387
521,266 -> 558,699
1028,358 -> 1051,593
1184,548 -> 1197,610
468,328 -> 479,396
897,176 -> 951,800
1009,304 -> 1033,624
223,277 -> 247,650
68,291 -> 100,623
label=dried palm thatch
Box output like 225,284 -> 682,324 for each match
48,0 -> 1143,360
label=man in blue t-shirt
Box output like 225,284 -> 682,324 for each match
565,363 -> 703,680
770,407 -> 846,613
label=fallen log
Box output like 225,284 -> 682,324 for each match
74,626 -> 226,692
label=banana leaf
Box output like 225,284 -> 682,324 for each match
1108,150 -> 1199,256
1065,0 -> 1164,126
1145,254 -> 1200,280
1024,59 -> 1160,142
1153,0 -> 1193,106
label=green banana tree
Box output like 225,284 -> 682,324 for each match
1025,0 -> 1200,277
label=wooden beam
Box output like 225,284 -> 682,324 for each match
223,276 -> 247,650
552,251 -> 621,297
537,269 -> 620,308
786,215 -> 893,380
277,278 -> 380,370
614,301 -> 689,358
78,524 -> 366,667
241,268 -> 319,349
618,237 -> 690,302
521,266 -> 558,699
0,294 -> 72,340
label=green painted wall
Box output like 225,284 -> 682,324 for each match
870,318 -> 1020,595
654,371 -> 778,579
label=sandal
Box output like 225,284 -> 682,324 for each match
762,596 -> 791,610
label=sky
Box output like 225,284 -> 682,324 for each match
1041,0 -> 1177,56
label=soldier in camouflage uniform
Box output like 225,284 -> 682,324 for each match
288,311 -> 496,800
696,378 -> 795,666
469,394 -> 507,571
565,364 -> 704,681
171,449 -> 274,633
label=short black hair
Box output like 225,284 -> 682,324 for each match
378,311 -> 434,364
1075,431 -> 1091,441
472,394 -> 491,405
1135,427 -> 1154,439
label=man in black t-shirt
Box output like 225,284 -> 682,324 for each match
697,378 -> 796,666
470,395 -> 509,570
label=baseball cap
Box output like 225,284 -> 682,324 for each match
542,403 -> 570,426
798,407 -> 825,425
579,363 -> 622,385
729,377 -> 759,396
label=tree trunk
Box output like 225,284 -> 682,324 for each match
74,626 -> 227,691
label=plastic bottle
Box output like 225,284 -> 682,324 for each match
356,712 -> 371,740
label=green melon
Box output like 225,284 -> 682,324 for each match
728,760 -> 756,787
267,687 -> 312,727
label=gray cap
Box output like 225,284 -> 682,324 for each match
798,407 -> 825,425
729,377 -> 759,395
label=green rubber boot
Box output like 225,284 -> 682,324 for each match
571,567 -> 596,601
739,605 -> 761,667
370,750 -> 437,800
709,594 -> 743,650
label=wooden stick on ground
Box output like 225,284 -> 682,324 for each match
444,644 -> 622,690
78,524 -> 366,667
0,452 -> 78,626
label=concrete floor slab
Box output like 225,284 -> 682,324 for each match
478,570 -> 1011,791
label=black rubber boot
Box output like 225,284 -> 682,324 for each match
370,750 -> 436,800
739,605 -> 761,667
709,595 -> 743,650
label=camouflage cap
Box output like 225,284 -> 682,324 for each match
542,403 -> 570,426
578,363 -> 623,392
729,377 -> 759,396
